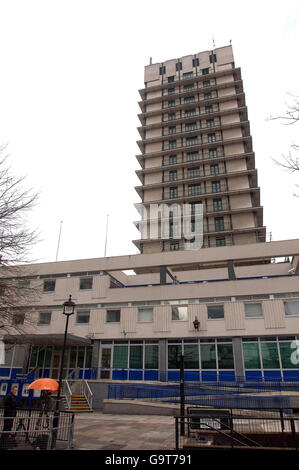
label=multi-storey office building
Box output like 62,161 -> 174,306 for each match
1,239 -> 299,400
134,45 -> 266,253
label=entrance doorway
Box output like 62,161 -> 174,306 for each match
100,347 -> 112,379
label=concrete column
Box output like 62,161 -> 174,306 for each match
232,336 -> 244,380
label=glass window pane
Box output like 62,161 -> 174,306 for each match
168,345 -> 182,369
201,344 -> 216,369
43,280 -> 56,292
279,342 -> 299,369
207,305 -> 224,319
145,345 -> 159,369
218,344 -> 234,369
29,346 -> 38,368
184,345 -> 199,369
172,306 -> 188,321
44,347 -> 52,368
76,310 -> 90,324
37,348 -> 45,367
80,277 -> 93,290
113,346 -> 128,368
284,301 -> 299,315
107,310 -> 120,322
245,303 -> 263,318
130,346 -> 143,369
138,308 -> 153,322
243,343 -> 261,369
261,342 -> 280,369
77,347 -> 85,368
85,347 -> 92,368
70,347 -> 77,368
38,311 -> 52,325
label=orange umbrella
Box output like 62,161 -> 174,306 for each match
28,378 -> 59,391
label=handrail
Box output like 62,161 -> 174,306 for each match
64,380 -> 72,410
82,380 -> 93,410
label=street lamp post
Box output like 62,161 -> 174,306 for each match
52,295 -> 75,449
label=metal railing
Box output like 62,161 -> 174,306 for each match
64,380 -> 72,410
174,412 -> 299,450
0,409 -> 74,450
81,380 -> 93,410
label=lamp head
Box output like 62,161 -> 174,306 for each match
63,295 -> 76,316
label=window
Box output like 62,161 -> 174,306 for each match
284,300 -> 299,316
185,109 -> 196,117
168,344 -> 182,369
208,133 -> 216,143
244,303 -> 263,318
43,280 -> 56,292
207,305 -> 224,319
191,201 -> 202,215
184,84 -> 194,91
216,237 -> 226,247
212,181 -> 221,193
169,187 -> 178,198
210,164 -> 219,175
205,105 -> 213,114
204,92 -> 212,100
168,126 -> 176,135
169,170 -> 177,181
138,308 -> 153,322
76,310 -> 90,324
209,54 -> 217,63
185,122 -> 197,131
170,242 -> 180,251
176,62 -> 182,71
170,221 -> 180,237
215,217 -> 225,231
261,342 -> 280,369
187,151 -> 199,161
206,119 -> 215,128
18,280 -> 30,294
183,71 -> 193,79
184,96 -> 195,104
201,344 -> 216,369
186,137 -> 198,146
172,306 -> 188,321
217,344 -> 234,369
168,87 -> 175,95
106,309 -> 120,323
12,312 -> 25,325
159,66 -> 166,75
168,76 -> 175,83
169,155 -> 177,165
192,58 -> 199,67
168,100 -> 175,108
168,112 -> 176,121
213,199 -> 222,211
202,68 -> 210,75
169,140 -> 176,149
242,343 -> 261,369
209,148 -> 218,158
203,80 -> 211,87
187,167 -> 200,178
188,184 -> 201,196
38,311 -> 51,325
80,277 -> 93,290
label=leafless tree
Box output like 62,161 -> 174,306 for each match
0,145 -> 41,334
268,94 -> 299,195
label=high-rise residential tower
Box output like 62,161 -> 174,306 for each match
134,45 -> 266,254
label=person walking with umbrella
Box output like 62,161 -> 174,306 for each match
0,385 -> 18,449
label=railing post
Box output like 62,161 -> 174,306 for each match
180,354 -> 185,437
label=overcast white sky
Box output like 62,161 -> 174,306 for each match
0,0 -> 298,264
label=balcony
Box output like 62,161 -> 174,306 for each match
162,183 -> 228,200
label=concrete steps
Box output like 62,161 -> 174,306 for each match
69,395 -> 92,413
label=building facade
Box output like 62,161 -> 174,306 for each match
1,240 -> 299,399
134,45 -> 266,253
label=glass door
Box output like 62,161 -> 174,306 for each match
51,352 -> 61,379
100,346 -> 112,379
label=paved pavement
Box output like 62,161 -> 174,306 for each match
72,412 -> 175,450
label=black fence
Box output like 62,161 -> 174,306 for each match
175,409 -> 299,450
